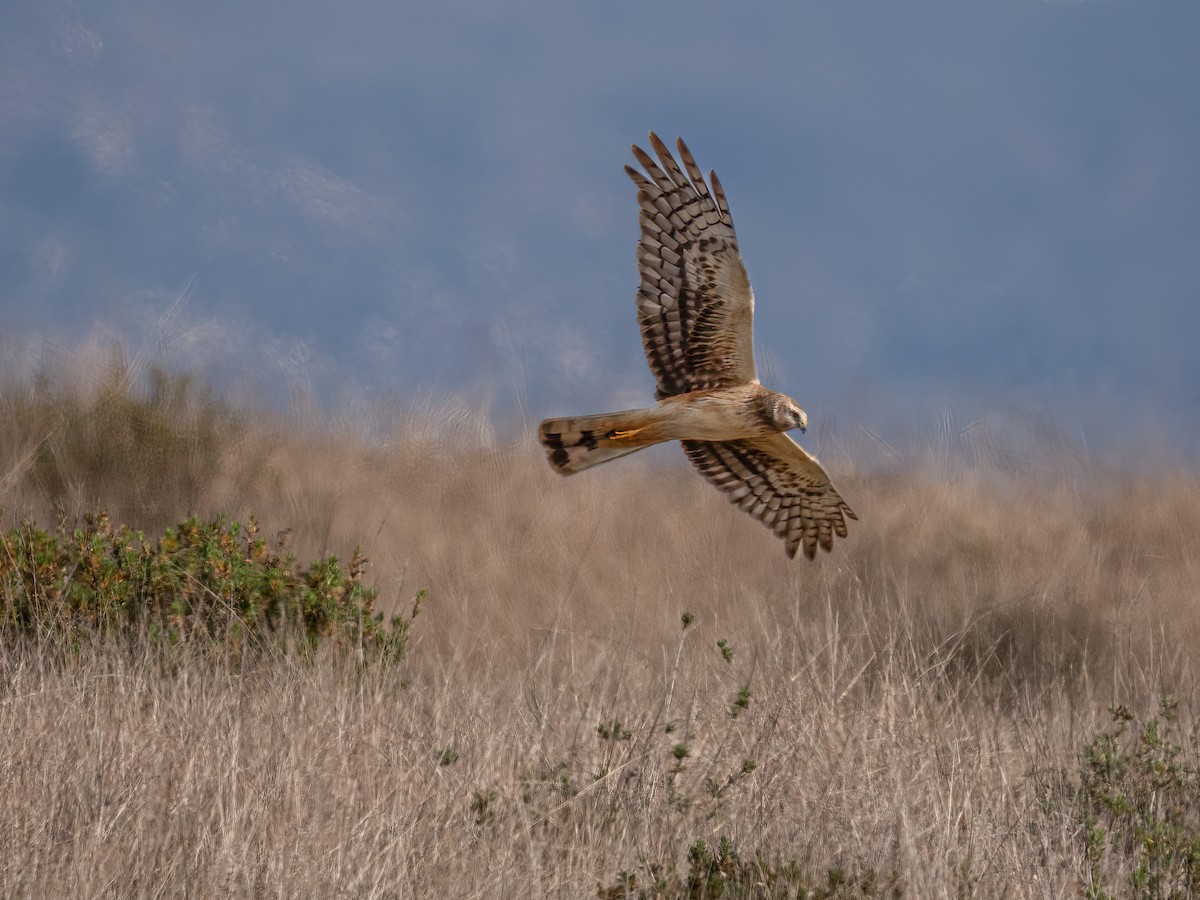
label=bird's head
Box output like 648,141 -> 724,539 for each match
770,396 -> 808,433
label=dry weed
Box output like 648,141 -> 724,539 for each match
1,358 -> 1199,897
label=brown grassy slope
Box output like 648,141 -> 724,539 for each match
2,365 -> 1199,897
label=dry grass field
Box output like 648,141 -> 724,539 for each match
2,356 -> 1199,898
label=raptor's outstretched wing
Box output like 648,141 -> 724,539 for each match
627,133 -> 757,400
682,433 -> 857,560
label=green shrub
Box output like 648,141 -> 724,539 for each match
0,510 -> 421,663
597,835 -> 900,899
1078,700 -> 1200,898
1037,699 -> 1200,899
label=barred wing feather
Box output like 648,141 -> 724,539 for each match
682,434 -> 857,560
626,133 -> 758,400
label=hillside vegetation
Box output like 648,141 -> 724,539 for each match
1,356 -> 1199,898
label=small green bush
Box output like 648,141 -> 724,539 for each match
1076,699 -> 1200,899
1036,699 -> 1200,899
0,510 -> 421,663
597,835 -> 901,899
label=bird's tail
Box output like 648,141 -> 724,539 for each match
539,409 -> 666,475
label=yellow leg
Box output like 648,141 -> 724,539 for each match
610,428 -> 644,441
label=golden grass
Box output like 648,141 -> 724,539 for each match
2,358 -> 1199,897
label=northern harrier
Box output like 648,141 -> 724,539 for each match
539,133 -> 855,559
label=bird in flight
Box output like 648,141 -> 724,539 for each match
539,133 -> 855,559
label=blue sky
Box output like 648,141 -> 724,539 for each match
2,1 -> 1198,459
